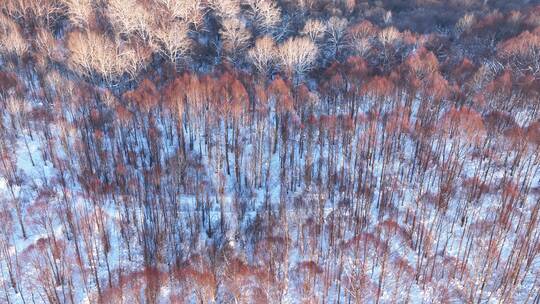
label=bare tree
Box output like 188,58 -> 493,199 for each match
301,19 -> 326,43
277,36 -> 318,81
0,13 -> 29,59
34,27 -> 66,64
348,20 -> 377,57
324,16 -> 348,58
245,0 -> 281,35
107,0 -> 151,39
154,0 -> 205,29
220,17 -> 251,64
67,30 -> 116,80
67,30 -> 149,82
2,0 -> 61,26
376,26 -> 401,69
377,26 -> 401,47
61,0 -> 93,28
454,13 -> 475,37
117,40 -> 152,80
248,35 -> 277,76
498,30 -> 540,78
209,0 -> 240,19
153,20 -> 192,65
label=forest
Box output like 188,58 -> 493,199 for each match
0,0 -> 540,303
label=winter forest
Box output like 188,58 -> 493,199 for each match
0,0 -> 540,303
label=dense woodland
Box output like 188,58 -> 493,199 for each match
1,0 -> 540,303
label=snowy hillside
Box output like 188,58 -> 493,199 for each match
1,0 -> 540,303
